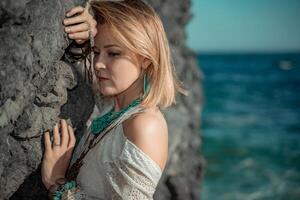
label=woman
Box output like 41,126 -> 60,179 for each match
41,0 -> 187,199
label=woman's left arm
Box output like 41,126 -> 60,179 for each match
42,119 -> 76,190
42,119 -> 93,199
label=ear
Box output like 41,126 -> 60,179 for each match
141,58 -> 152,70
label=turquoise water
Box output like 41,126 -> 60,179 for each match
198,53 -> 300,200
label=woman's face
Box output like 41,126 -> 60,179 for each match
93,23 -> 143,96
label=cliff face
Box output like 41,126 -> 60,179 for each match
0,0 -> 204,199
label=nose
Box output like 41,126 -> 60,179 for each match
94,62 -> 106,72
94,54 -> 106,71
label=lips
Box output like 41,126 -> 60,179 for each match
98,76 -> 109,81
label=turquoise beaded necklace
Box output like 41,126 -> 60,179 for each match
90,69 -> 150,136
90,97 -> 142,135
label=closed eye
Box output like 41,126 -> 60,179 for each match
92,47 -> 121,58
108,52 -> 120,57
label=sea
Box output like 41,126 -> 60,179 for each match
197,53 -> 300,200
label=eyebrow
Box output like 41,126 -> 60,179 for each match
94,44 -> 121,50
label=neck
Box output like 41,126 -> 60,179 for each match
113,77 -> 144,112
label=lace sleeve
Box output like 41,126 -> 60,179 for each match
103,139 -> 162,200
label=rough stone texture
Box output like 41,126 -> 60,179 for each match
0,0 -> 204,199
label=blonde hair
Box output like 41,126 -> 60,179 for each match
91,0 -> 188,109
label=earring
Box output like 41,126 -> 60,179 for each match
143,73 -> 150,98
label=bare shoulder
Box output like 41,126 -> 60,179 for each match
122,106 -> 168,172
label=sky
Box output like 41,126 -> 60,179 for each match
186,0 -> 300,53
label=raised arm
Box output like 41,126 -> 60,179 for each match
63,5 -> 97,44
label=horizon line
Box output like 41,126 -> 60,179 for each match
193,50 -> 300,55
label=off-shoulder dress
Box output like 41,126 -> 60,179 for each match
67,104 -> 163,199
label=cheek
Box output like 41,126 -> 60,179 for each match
110,61 -> 141,90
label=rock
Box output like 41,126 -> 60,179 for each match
0,0 -> 204,199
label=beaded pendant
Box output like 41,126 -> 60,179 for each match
90,97 -> 142,135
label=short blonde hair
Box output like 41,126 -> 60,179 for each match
91,0 -> 188,109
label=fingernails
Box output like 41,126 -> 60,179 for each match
63,19 -> 67,25
65,27 -> 70,32
66,12 -> 70,17
69,34 -> 74,38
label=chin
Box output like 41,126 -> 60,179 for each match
99,88 -> 117,97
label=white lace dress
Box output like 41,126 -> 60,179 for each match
68,104 -> 163,199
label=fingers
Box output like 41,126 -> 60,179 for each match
60,119 -> 69,148
46,120 -> 75,151
67,125 -> 76,149
44,131 -> 52,153
66,6 -> 85,17
65,22 -> 89,34
64,5 -> 98,44
63,14 -> 87,26
53,123 -> 60,147
69,31 -> 90,40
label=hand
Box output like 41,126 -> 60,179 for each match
41,119 -> 76,190
63,6 -> 98,44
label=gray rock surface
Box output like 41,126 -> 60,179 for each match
0,0 -> 204,199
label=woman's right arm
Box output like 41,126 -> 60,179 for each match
63,5 -> 98,44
